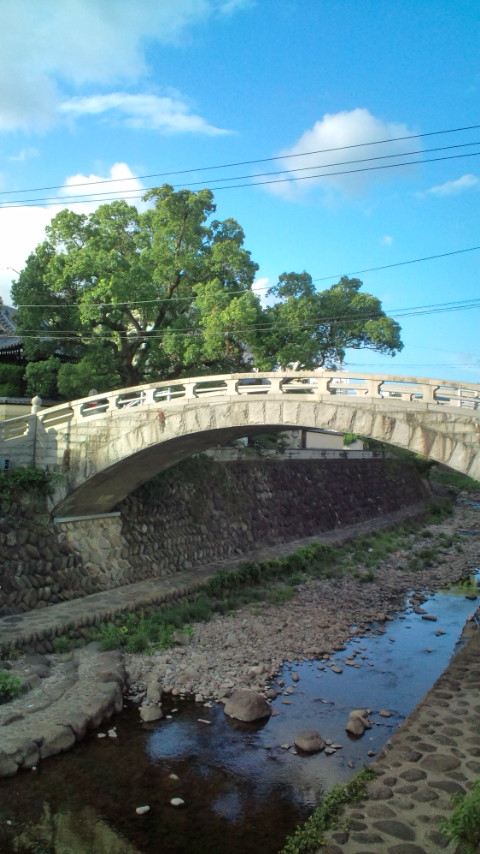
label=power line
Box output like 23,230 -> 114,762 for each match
3,140 -> 479,208
312,245 -> 480,283
1,122 -> 479,198
3,149 -> 479,211
10,244 -> 480,308
12,296 -> 480,343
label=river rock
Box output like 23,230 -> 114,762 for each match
346,716 -> 366,736
140,704 -> 163,722
346,709 -> 371,736
223,690 -> 271,722
294,730 -> 325,753
146,681 -> 162,703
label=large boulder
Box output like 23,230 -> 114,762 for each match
294,730 -> 325,753
345,709 -> 371,737
224,690 -> 271,722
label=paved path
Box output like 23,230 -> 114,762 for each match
0,503 -> 428,657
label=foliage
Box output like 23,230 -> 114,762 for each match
425,499 -> 453,522
343,432 -> 358,446
254,273 -> 403,371
24,356 -> 61,398
281,766 -> 377,853
0,670 -> 22,701
430,468 -> 480,491
12,186 -> 403,397
0,466 -> 56,509
12,187 -> 262,394
440,779 -> 480,853
0,364 -> 25,397
52,636 -> 78,654
244,431 -> 291,456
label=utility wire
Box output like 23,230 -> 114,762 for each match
2,140 -> 479,208
1,122 -> 479,197
3,149 -> 480,210
12,296 -> 480,343
10,245 -> 480,308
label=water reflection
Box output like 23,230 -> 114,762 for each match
12,803 -> 140,854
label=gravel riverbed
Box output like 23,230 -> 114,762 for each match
125,496 -> 480,709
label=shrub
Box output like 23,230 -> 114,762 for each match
0,466 -> 57,510
52,636 -> 75,654
0,671 -> 22,701
440,779 -> 480,853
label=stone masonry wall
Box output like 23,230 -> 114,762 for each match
0,457 -> 430,616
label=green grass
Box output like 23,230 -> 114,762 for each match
280,766 -> 377,853
0,670 -> 22,701
88,499 -> 456,655
430,468 -> 480,491
440,779 -> 480,853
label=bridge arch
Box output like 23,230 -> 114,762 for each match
1,372 -> 478,518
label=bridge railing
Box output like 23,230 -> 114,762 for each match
0,371 -> 479,442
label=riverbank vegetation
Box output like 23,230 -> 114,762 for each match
90,500 -> 456,655
280,766 -> 377,853
0,671 -> 22,702
0,465 -> 55,510
440,779 -> 480,853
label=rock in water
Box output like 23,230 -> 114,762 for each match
345,708 -> 372,737
140,704 -> 163,722
223,690 -> 271,722
345,716 -> 366,736
294,730 -> 325,753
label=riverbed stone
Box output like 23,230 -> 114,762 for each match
38,724 -> 76,758
294,730 -> 325,753
140,704 -> 163,722
224,690 -> 271,722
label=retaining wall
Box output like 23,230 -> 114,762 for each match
0,457 -> 430,617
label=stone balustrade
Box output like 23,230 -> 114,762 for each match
1,371 -> 479,445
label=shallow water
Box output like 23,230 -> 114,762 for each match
0,576 -> 478,854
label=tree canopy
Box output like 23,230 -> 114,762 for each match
11,184 -> 403,399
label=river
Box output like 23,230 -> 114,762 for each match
0,568 -> 478,854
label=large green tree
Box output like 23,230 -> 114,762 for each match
11,185 -> 403,398
12,185 -> 262,396
254,272 -> 403,370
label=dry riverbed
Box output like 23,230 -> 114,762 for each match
125,496 -> 480,712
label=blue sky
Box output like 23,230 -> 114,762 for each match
0,0 -> 479,382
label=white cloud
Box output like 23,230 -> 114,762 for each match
424,173 -> 480,196
8,147 -> 40,163
60,92 -> 230,136
0,163 -> 146,304
266,108 -> 419,200
0,0 -> 249,132
381,235 -> 393,246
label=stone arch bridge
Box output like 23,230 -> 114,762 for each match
1,371 -> 479,518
